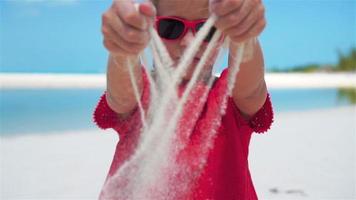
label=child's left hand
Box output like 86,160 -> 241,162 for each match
210,0 -> 266,43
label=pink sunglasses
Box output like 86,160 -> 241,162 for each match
155,16 -> 219,42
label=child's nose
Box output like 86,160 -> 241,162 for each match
179,29 -> 195,47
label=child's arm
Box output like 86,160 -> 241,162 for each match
229,40 -> 267,119
210,0 -> 267,119
101,1 -> 156,116
106,55 -> 143,116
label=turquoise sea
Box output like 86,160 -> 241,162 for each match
0,88 -> 352,136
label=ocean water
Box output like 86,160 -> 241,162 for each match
0,89 -> 102,136
0,88 -> 352,136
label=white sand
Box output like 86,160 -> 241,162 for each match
250,106 -> 356,200
265,73 -> 356,89
0,73 -> 106,89
0,130 -> 118,199
1,106 -> 355,199
1,73 -> 355,89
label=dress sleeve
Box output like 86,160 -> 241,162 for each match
93,93 -> 142,136
217,68 -> 274,134
247,93 -> 274,133
92,69 -> 150,137
230,93 -> 274,134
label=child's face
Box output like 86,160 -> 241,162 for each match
156,0 -> 222,82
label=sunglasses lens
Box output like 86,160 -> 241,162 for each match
158,19 -> 185,40
196,22 -> 217,42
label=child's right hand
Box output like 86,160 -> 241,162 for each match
101,1 -> 156,58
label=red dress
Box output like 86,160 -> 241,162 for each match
94,69 -> 274,200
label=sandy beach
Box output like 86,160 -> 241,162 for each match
1,73 -> 355,89
1,106 -> 355,200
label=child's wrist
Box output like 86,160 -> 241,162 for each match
229,38 -> 257,63
110,53 -> 140,70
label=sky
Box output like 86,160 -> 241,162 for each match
0,0 -> 355,73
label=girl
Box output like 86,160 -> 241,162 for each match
94,0 -> 273,199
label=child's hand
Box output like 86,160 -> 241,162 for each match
101,0 -> 156,58
210,0 -> 266,44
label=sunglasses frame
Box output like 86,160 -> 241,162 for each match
155,16 -> 217,42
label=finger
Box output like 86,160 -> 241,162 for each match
102,25 -> 147,55
103,11 -> 149,45
139,1 -> 156,18
210,0 -> 243,16
230,4 -> 265,37
103,38 -> 129,55
214,0 -> 252,31
113,0 -> 148,31
103,38 -> 139,57
230,17 -> 266,43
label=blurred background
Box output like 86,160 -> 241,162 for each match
0,0 -> 355,199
